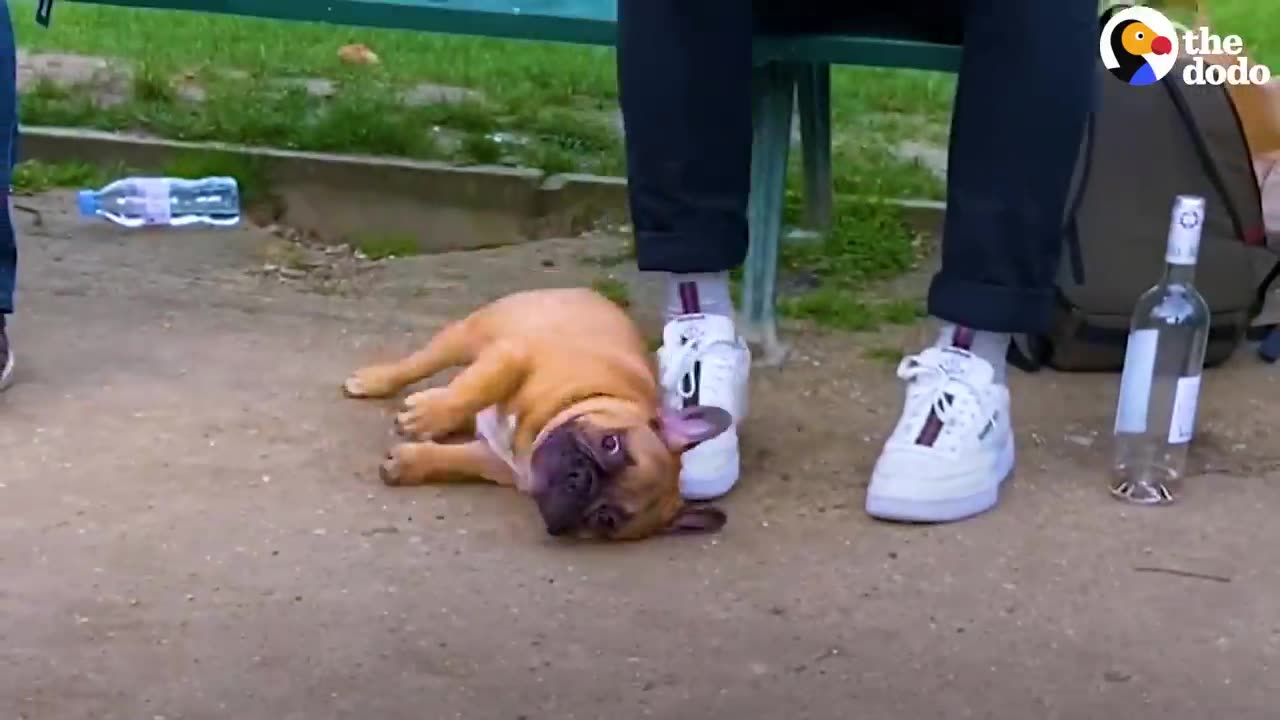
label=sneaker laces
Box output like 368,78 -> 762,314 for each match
661,328 -> 737,402
896,351 -> 992,428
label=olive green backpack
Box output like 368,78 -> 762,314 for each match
1010,53 -> 1278,373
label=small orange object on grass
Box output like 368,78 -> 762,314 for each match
338,43 -> 380,65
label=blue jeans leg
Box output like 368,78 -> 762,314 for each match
0,0 -> 16,315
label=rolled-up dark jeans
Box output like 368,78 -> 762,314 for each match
0,0 -> 16,315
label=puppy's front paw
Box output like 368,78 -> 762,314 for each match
378,443 -> 430,486
343,365 -> 402,399
394,388 -> 459,438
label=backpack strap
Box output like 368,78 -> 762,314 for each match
1162,77 -> 1259,246
1166,79 -> 1280,327
1253,258 -> 1280,317
1007,334 -> 1047,373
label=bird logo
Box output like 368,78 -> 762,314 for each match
1098,4 -> 1179,86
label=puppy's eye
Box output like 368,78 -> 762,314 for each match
601,434 -> 621,454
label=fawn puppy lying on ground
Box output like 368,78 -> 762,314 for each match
343,288 -> 732,540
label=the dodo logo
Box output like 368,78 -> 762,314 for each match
1099,4 -> 1178,85
1098,2 -> 1273,87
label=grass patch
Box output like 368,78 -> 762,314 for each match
591,276 -> 631,308
780,194 -> 919,284
11,159 -> 108,193
459,133 -> 504,165
779,291 -> 925,332
16,67 -> 630,175
774,195 -> 925,330
354,233 -> 420,260
724,193 -> 928,331
133,62 -> 175,104
863,345 -> 906,363
877,298 -> 928,325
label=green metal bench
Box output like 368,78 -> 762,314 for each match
59,0 -> 962,364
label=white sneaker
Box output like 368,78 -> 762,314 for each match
657,314 -> 751,500
865,346 -> 1014,523
0,320 -> 13,392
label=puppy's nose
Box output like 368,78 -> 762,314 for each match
564,468 -> 591,496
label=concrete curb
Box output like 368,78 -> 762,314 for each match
18,125 -> 944,252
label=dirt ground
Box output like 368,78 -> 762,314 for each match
3,192 -> 1280,719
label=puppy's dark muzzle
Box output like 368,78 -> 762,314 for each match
541,512 -> 577,537
530,423 -> 601,537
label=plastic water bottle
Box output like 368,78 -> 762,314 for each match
1110,195 -> 1211,505
77,176 -> 241,228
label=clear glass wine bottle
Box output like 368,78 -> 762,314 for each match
1110,195 -> 1212,504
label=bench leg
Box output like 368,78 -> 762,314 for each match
797,62 -> 833,235
742,62 -> 795,368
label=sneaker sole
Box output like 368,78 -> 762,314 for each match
679,448 -> 740,501
864,437 -> 1015,523
0,350 -> 12,392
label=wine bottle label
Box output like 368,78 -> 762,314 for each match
1166,197 -> 1205,266
1114,329 -> 1159,434
139,178 -> 172,226
1168,374 -> 1202,444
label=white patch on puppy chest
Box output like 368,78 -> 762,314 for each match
474,406 -> 527,484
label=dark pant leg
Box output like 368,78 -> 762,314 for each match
926,0 -> 1097,335
0,0 -> 16,315
617,0 -> 753,273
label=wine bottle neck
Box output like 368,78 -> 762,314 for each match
1162,261 -> 1197,286
1164,197 -> 1204,271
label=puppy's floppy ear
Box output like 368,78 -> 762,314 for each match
665,503 -> 727,534
657,405 -> 733,454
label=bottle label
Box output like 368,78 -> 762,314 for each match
1166,201 -> 1204,266
1168,374 -> 1202,444
138,178 -> 171,225
1115,329 -> 1159,434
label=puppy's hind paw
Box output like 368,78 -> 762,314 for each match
378,452 -> 405,486
377,443 -> 430,486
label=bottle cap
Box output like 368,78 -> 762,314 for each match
76,190 -> 97,217
1166,194 -> 1206,266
